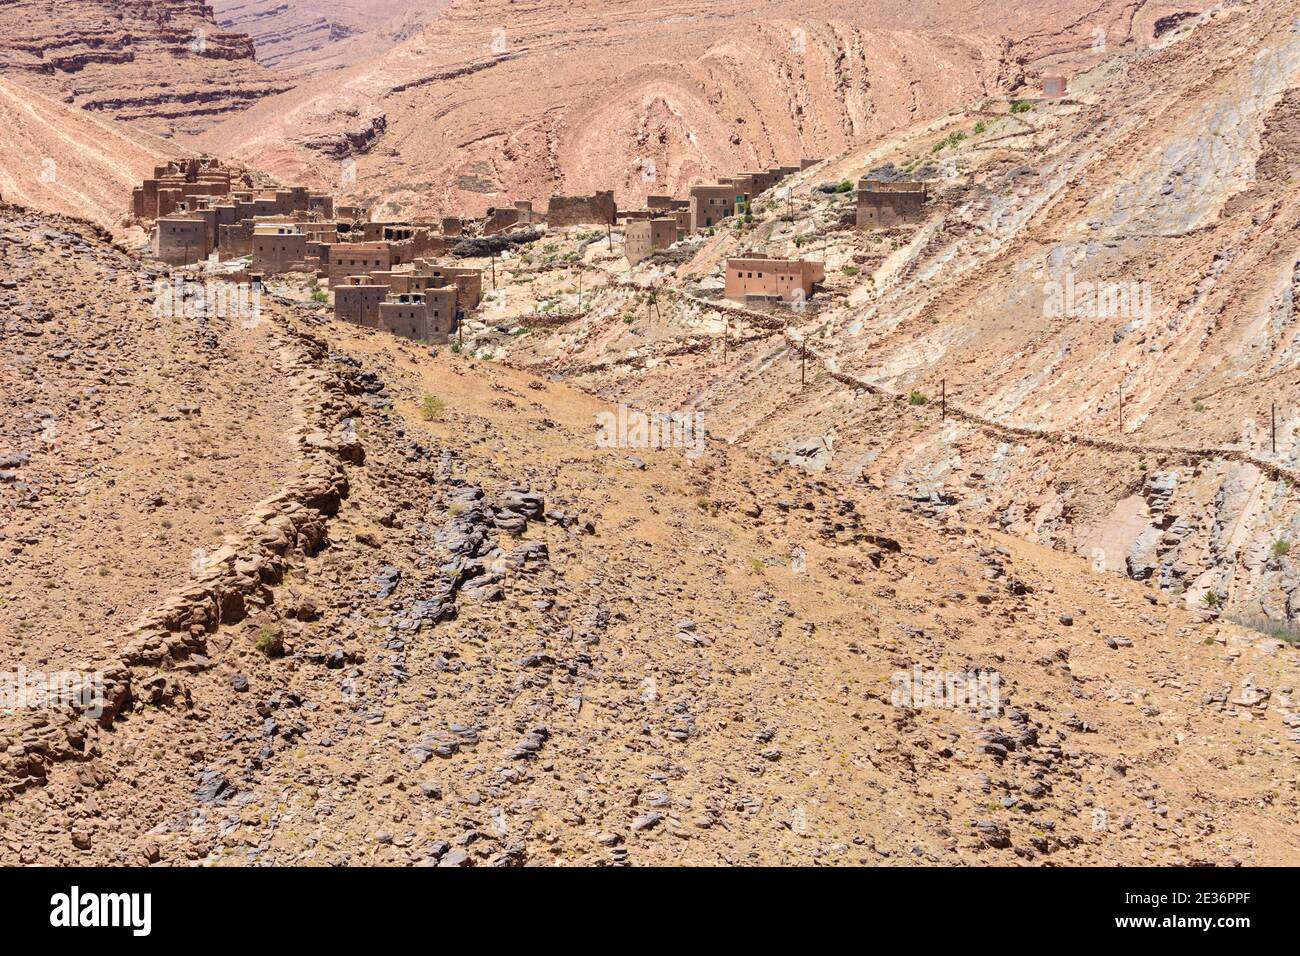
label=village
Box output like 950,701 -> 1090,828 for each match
132,153 -> 949,345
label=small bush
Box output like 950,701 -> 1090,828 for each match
255,627 -> 284,657
932,131 -> 969,153
842,265 -> 860,276
1202,591 -> 1220,608
421,394 -> 446,421
835,180 -> 854,193
1273,538 -> 1291,558
908,391 -> 928,406
1010,100 -> 1032,114
310,290 -> 328,304
973,121 -> 987,134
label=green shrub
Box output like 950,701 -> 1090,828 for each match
908,391 -> 928,406
255,627 -> 284,657
1010,100 -> 1032,114
421,394 -> 446,421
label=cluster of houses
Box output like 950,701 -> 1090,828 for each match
136,150 -> 951,335
333,258 -> 482,344
139,158 -> 465,279
136,159 -> 487,343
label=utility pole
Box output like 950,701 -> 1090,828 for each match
1272,402 -> 1277,454
490,251 -> 497,290
941,378 -> 946,421
1119,385 -> 1124,433
607,221 -> 613,250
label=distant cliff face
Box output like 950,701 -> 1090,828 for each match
0,0 -> 292,137
193,0 -> 1216,218
211,0 -> 439,72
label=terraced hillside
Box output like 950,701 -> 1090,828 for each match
493,0 -> 1300,633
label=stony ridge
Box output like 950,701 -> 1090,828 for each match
0,0 -> 293,137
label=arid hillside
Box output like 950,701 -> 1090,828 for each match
494,0 -> 1300,632
4,0 -> 1300,873
194,0 -> 1215,218
3,207 -> 1300,866
211,0 -> 439,72
0,0 -> 292,137
0,78 -> 178,235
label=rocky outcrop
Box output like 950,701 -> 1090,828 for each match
0,293 -> 359,801
0,0 -> 292,136
211,0 -> 430,72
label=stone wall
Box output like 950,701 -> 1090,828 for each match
546,191 -> 616,228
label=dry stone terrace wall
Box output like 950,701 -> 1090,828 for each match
0,307 -> 360,801
660,284 -> 1300,487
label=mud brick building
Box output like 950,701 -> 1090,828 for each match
377,288 -> 458,344
484,201 -> 538,235
138,158 -> 355,267
1042,75 -> 1067,98
856,180 -> 928,229
547,191 -> 616,228
218,219 -> 256,258
415,261 -> 483,310
133,158 -> 237,221
647,195 -> 689,212
729,174 -> 755,207
333,255 -> 479,342
740,169 -> 778,197
689,184 -> 737,230
724,257 -> 825,304
625,217 -> 677,265
252,224 -> 310,275
363,223 -> 411,242
670,208 -> 691,239
327,242 -> 394,289
334,276 -> 389,328
154,217 -> 211,265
